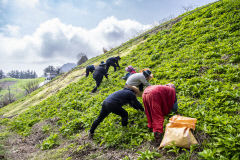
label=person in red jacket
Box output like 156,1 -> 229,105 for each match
142,84 -> 178,143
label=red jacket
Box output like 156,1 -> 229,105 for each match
131,70 -> 137,74
142,85 -> 176,133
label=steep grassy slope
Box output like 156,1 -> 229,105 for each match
1,0 -> 240,159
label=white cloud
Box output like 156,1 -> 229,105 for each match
15,0 -> 39,8
0,25 -> 20,37
0,16 -> 150,76
96,1 -> 108,9
113,0 -> 123,6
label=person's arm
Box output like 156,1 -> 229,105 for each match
103,68 -> 108,79
129,94 -> 144,111
105,73 -> 108,79
140,76 -> 151,86
166,83 -> 175,88
116,60 -> 120,67
86,68 -> 89,77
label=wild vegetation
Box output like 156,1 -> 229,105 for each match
0,0 -> 239,159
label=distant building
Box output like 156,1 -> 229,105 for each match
46,72 -> 58,80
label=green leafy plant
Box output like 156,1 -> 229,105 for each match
41,133 -> 59,150
137,150 -> 161,160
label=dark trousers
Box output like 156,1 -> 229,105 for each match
92,76 -> 103,93
86,70 -> 93,77
90,101 -> 128,134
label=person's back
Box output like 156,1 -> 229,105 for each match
106,56 -> 121,72
93,66 -> 107,78
106,57 -> 116,63
125,70 -> 152,97
92,61 -> 108,93
143,85 -> 176,115
105,88 -> 141,107
126,73 -> 150,87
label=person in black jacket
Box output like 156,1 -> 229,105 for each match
86,65 -> 95,77
106,56 -> 121,72
89,87 -> 144,139
91,61 -> 108,93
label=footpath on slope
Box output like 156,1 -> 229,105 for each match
1,42 -> 144,118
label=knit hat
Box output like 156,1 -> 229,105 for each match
125,66 -> 135,72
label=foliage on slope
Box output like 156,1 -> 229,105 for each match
1,0 -> 240,159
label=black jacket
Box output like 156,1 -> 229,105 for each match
93,66 -> 108,79
86,65 -> 95,72
104,88 -> 144,111
106,57 -> 120,67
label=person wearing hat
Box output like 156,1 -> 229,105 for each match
89,87 -> 144,139
86,65 -> 95,77
91,61 -> 108,93
125,69 -> 153,97
142,84 -> 178,144
106,56 -> 121,72
122,65 -> 137,80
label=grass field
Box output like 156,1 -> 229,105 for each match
0,78 -> 45,100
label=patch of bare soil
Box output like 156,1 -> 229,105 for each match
0,81 -> 16,89
66,132 -> 168,160
2,118 -> 59,160
1,126 -> 203,160
66,129 -> 205,160
66,132 -> 141,160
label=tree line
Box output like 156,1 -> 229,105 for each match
0,69 -> 37,79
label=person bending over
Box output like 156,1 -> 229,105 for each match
142,84 -> 178,143
106,56 -> 121,72
125,69 -> 153,97
91,61 -> 108,93
122,65 -> 137,80
86,65 -> 95,77
89,87 -> 144,139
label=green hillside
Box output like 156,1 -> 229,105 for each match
1,0 -> 240,159
0,78 -> 45,102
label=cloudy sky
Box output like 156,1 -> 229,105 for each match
0,0 -> 216,76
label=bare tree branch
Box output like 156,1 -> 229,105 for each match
23,80 -> 40,95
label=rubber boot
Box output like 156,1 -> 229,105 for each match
154,132 -> 163,144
